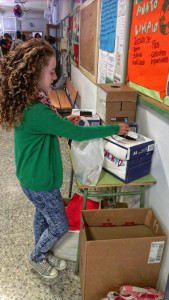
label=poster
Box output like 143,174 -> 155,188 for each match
69,8 -> 79,67
97,49 -> 108,83
100,0 -> 118,52
127,0 -> 169,99
106,53 -> 115,82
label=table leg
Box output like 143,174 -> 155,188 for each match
75,236 -> 80,275
140,185 -> 145,208
68,166 -> 74,198
75,188 -> 88,275
82,189 -> 88,210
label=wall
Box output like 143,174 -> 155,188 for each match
60,0 -> 72,21
71,65 -> 97,110
20,11 -> 48,36
21,16 -> 48,36
136,103 -> 169,292
0,10 -> 48,37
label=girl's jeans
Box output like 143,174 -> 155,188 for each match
21,186 -> 69,263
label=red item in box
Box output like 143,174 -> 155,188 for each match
65,193 -> 99,230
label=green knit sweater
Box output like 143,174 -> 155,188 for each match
14,102 -> 120,191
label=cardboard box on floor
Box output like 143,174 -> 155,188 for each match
97,83 -> 137,124
80,208 -> 166,300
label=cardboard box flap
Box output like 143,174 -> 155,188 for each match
85,225 -> 155,241
144,209 -> 166,236
82,208 -> 148,226
97,83 -> 137,102
81,209 -> 166,237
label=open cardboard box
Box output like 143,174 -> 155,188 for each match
80,208 -> 166,300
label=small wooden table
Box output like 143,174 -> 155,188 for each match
69,166 -> 156,209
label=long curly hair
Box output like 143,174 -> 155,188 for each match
0,38 -> 55,130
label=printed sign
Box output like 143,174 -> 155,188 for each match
100,0 -> 118,52
127,0 -> 169,98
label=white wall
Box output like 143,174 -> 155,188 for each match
136,103 -> 169,292
21,17 -> 48,36
60,0 -> 72,21
20,11 -> 48,36
71,65 -> 97,110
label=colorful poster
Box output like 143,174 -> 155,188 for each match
127,0 -> 169,99
100,0 -> 118,52
69,15 -> 73,32
74,43 -> 79,65
70,8 -> 79,67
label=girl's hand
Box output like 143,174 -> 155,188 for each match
67,115 -> 81,124
118,123 -> 130,135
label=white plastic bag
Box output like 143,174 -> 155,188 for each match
71,138 -> 104,186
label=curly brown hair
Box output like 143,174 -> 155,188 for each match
0,38 -> 55,130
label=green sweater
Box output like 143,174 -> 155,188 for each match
14,102 -> 120,191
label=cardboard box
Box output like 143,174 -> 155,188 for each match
97,83 -> 137,124
103,134 -> 155,183
80,208 -> 166,300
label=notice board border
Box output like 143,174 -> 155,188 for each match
79,0 -> 101,84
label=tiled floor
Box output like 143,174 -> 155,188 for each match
0,127 -> 82,300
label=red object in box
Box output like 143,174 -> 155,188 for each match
65,193 -> 99,231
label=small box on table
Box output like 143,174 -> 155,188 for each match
97,83 -> 137,124
103,134 -> 155,183
72,109 -> 100,126
80,208 -> 166,300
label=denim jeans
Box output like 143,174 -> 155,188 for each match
21,186 -> 69,262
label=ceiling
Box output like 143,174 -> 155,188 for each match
0,0 -> 50,13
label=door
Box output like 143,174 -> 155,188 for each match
46,24 -> 61,51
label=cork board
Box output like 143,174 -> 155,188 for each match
79,0 -> 101,83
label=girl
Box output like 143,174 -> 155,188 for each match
0,39 -> 129,279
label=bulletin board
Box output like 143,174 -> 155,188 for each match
79,0 -> 101,83
127,0 -> 169,105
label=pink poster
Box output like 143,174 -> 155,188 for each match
74,44 -> 79,65
69,15 -> 73,32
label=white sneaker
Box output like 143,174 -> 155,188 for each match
29,258 -> 58,279
47,253 -> 67,270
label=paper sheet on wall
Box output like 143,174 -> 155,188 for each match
106,53 -> 115,82
99,0 -> 118,52
117,0 -> 126,17
113,0 -> 126,83
114,52 -> 122,83
97,50 -> 108,84
61,39 -> 67,50
115,0 -> 126,55
117,15 -> 125,55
